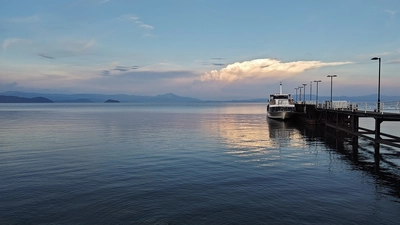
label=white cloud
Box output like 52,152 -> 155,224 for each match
2,38 -> 31,51
387,59 -> 400,64
197,58 -> 352,83
117,14 -> 139,21
82,39 -> 95,51
136,21 -> 154,30
37,39 -> 96,59
385,10 -> 398,16
116,14 -> 154,32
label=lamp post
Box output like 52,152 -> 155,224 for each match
302,83 -> 307,104
294,87 -> 298,102
314,80 -> 321,105
371,57 -> 381,112
298,86 -> 303,102
309,81 -> 312,101
327,75 -> 337,107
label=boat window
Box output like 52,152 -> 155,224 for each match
270,107 -> 295,112
273,95 -> 289,99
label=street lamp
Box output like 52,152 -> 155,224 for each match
294,87 -> 298,102
310,81 -> 312,101
302,83 -> 307,104
298,86 -> 303,102
327,75 -> 337,106
371,57 -> 381,112
314,80 -> 321,105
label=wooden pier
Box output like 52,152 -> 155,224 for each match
295,103 -> 400,156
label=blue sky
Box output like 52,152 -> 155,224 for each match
0,0 -> 399,100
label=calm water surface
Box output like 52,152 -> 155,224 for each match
0,103 -> 399,224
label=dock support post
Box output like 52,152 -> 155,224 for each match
374,118 -> 382,156
351,115 -> 359,156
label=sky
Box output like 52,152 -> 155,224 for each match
0,0 -> 399,100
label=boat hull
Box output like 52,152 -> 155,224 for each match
267,111 -> 295,120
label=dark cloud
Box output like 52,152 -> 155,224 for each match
114,66 -> 129,71
211,57 -> 224,60
101,70 -> 110,76
0,81 -> 18,89
212,63 -> 225,66
132,66 -> 139,69
117,70 -> 197,80
37,53 -> 55,59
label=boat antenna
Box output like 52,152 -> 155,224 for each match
280,82 -> 282,95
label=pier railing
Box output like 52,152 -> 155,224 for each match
298,101 -> 400,114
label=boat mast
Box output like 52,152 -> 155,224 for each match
280,82 -> 282,95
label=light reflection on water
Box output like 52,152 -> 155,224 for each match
0,103 -> 400,224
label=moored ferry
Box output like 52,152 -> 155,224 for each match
267,83 -> 296,120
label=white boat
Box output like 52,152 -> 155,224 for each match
267,83 -> 296,120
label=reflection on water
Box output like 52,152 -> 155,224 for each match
1,103 -> 400,224
298,120 -> 400,199
204,109 -> 400,199
201,113 -> 324,168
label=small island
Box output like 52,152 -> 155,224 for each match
105,99 -> 120,103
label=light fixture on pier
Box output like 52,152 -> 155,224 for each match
327,75 -> 337,104
371,57 -> 381,112
302,83 -> 307,104
313,80 -> 322,105
298,86 -> 303,102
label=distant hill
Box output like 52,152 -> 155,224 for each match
0,91 -> 201,103
0,95 -> 53,103
105,99 -> 120,103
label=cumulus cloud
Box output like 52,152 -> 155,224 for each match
197,58 -> 352,83
2,38 -> 31,51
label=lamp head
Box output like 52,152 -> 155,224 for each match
371,57 -> 380,60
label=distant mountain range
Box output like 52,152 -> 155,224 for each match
0,95 -> 53,103
0,91 -> 399,103
0,91 -> 201,103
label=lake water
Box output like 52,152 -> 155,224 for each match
0,103 -> 399,224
